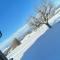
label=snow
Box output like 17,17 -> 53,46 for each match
7,24 -> 48,60
6,9 -> 60,60
48,11 -> 60,25
0,24 -> 30,51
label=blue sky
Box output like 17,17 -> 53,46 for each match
0,0 -> 60,60
0,0 -> 41,42
0,0 -> 59,42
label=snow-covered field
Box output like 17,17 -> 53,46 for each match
7,24 -> 48,60
6,10 -> 60,60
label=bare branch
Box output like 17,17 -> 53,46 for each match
28,1 -> 56,30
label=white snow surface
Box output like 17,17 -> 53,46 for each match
7,10 -> 60,60
7,24 -> 48,60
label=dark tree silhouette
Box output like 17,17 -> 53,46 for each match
0,31 -> 2,38
28,1 -> 56,30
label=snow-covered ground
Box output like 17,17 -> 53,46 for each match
7,24 -> 48,60
6,9 -> 60,60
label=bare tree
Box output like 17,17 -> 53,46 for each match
11,38 -> 21,49
28,16 -> 41,30
28,1 -> 56,30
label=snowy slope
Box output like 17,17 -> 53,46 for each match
7,24 -> 48,60
7,10 -> 60,60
